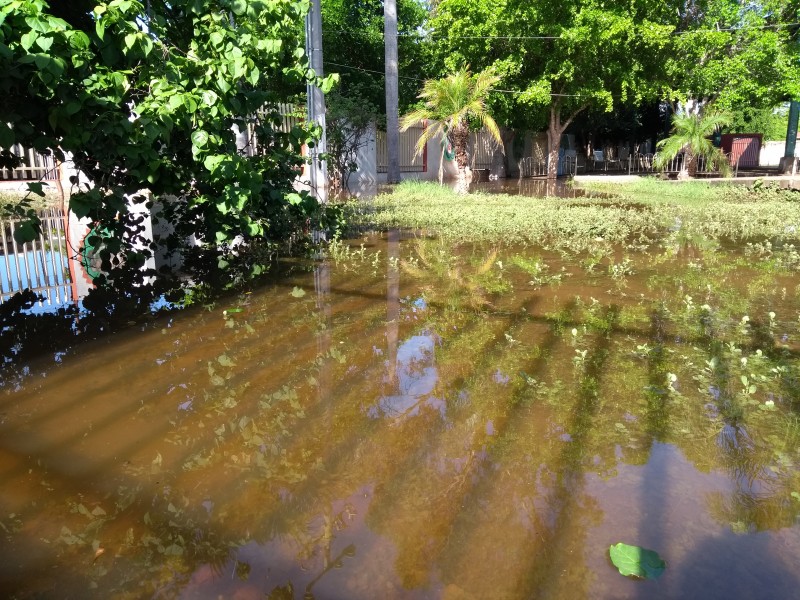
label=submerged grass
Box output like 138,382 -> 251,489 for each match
349,181 -> 661,248
349,179 -> 800,247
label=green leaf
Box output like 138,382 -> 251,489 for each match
64,101 -> 82,115
217,354 -> 236,367
167,94 -> 184,112
123,33 -> 137,54
69,193 -> 95,219
67,31 -> 90,50
191,129 -> 209,148
26,182 -> 45,197
35,35 -> 53,52
13,220 -> 38,244
290,286 -> 306,298
320,73 -> 339,94
20,30 -> 37,51
33,53 -> 50,70
231,0 -> 247,16
201,89 -> 218,106
0,121 -> 13,147
209,31 -> 224,48
609,543 -> 666,579
203,154 -> 225,172
247,65 -> 260,86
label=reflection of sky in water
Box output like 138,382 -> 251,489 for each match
372,334 -> 445,419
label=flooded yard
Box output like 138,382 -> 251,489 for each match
3,230 -> 800,598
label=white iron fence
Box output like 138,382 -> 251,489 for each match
518,155 -> 579,178
1,207 -> 74,306
1,145 -> 59,181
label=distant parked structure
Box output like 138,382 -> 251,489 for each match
720,134 -> 762,168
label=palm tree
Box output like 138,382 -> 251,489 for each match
655,110 -> 732,178
400,68 -> 502,194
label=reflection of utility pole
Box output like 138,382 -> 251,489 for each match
305,0 -> 327,202
384,0 -> 400,184
314,260 -> 332,410
386,229 -> 400,384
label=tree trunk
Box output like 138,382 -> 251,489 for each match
546,102 -> 588,181
546,104 -> 568,181
455,166 -> 470,194
685,151 -> 698,178
452,124 -> 471,194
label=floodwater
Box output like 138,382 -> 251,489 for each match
3,231 -> 800,599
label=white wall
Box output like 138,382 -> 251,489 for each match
364,122 -> 510,188
760,140 -> 798,167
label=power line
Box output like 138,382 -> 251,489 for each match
403,21 -> 800,38
323,61 -> 583,97
323,21 -> 800,41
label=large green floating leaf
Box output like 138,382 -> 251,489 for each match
609,543 -> 666,579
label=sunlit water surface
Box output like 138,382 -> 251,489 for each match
3,232 -> 800,599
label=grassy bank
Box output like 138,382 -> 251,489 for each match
349,180 -> 800,247
575,177 -> 795,206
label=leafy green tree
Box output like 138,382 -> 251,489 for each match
428,0 -> 674,179
321,0 -> 429,114
400,67 -> 502,194
0,0 -> 334,308
325,91 -> 380,194
727,104 -> 790,141
654,110 -> 732,178
664,0 -> 800,115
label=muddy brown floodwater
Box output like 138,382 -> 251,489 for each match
2,232 -> 800,599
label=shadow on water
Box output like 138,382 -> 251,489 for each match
4,232 -> 800,597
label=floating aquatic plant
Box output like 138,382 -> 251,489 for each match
609,542 -> 666,579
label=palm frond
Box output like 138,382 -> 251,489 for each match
655,108 -> 732,176
400,67 -> 503,159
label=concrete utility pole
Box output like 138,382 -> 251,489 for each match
384,0 -> 400,184
783,100 -> 799,173
305,0 -> 327,202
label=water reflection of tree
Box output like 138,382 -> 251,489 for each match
7,236 -> 800,597
364,245 -> 624,596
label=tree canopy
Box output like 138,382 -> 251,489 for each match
427,0 -> 675,177
664,0 -> 800,112
321,0 -> 428,115
1,0 -> 335,306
